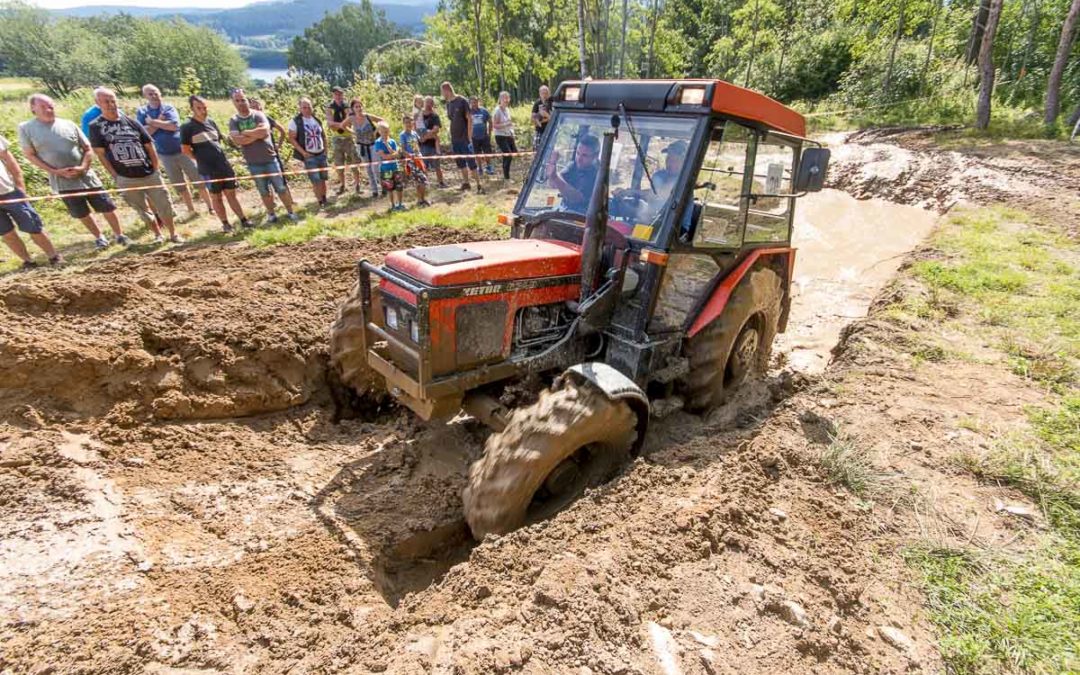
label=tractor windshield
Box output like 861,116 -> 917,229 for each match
520,111 -> 697,243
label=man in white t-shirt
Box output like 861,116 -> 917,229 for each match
0,134 -> 61,268
287,97 -> 329,208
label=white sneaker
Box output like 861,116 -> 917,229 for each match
94,236 -> 110,249
286,212 -> 300,222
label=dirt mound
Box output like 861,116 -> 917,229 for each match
0,227 -> 470,424
825,127 -> 1080,225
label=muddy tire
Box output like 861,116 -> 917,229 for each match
328,282 -> 383,398
463,378 -> 637,539
681,267 -> 782,412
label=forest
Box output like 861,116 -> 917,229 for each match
1,0 -> 1078,132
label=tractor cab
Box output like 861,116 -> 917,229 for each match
330,79 -> 829,539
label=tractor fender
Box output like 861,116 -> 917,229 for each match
564,362 -> 650,455
687,247 -> 795,338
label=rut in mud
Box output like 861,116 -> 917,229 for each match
3,131 -> 1038,673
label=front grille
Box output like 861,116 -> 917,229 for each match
456,301 -> 508,364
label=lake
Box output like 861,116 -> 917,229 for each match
247,67 -> 290,83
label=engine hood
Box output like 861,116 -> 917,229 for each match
384,239 -> 582,286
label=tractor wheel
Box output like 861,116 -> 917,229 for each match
462,377 -> 637,539
682,267 -> 782,412
328,282 -> 383,398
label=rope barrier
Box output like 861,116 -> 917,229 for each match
0,149 -> 538,206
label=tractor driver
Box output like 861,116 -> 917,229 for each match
543,134 -> 600,214
613,139 -> 687,214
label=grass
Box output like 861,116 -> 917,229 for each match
891,205 -> 1080,674
903,542 -> 1080,675
819,431 -> 881,496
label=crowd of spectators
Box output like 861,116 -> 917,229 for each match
1,80 -> 557,270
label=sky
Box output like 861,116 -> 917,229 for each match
32,0 -> 255,8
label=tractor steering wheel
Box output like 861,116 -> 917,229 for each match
610,190 -> 651,220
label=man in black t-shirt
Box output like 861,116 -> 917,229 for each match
179,95 -> 251,233
441,81 -> 481,193
543,134 -> 600,214
326,86 -> 359,195
419,96 -> 447,188
88,87 -> 178,243
531,85 -> 553,149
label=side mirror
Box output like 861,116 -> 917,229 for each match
794,147 -> 830,192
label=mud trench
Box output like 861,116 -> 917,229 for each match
6,134 -> 1008,673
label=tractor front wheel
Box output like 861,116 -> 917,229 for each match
462,377 -> 637,539
681,267 -> 782,412
328,282 -> 383,398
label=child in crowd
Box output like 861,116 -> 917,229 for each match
373,121 -> 405,211
399,115 -> 431,208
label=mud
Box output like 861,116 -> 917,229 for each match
1,131 -> 1050,673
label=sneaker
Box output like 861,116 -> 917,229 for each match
21,260 -> 39,270
460,183 -> 471,191
222,223 -> 234,233
437,182 -> 449,189
48,255 -> 64,266
476,184 -> 484,194
395,204 -> 408,212
267,213 -> 279,224
417,199 -> 432,207
370,191 -> 380,199
95,236 -> 110,249
286,212 -> 300,222
318,199 -> 328,208
240,218 -> 254,229
169,234 -> 184,244
152,234 -> 165,245
116,234 -> 131,246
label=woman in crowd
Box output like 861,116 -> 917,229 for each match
347,99 -> 384,199
492,91 -> 517,181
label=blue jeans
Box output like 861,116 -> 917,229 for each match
0,190 -> 44,235
248,160 -> 287,196
303,153 -> 328,184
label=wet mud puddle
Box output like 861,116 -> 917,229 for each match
778,188 -> 938,373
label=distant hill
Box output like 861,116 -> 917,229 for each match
54,0 -> 436,38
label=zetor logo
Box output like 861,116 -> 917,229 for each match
461,280 -> 535,296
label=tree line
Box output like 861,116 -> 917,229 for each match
0,1 -> 247,98
284,0 -> 1080,130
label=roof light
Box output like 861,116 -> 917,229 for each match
563,86 -> 581,102
679,86 -> 707,106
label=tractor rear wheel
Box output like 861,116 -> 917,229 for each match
328,282 -> 383,398
682,267 -> 782,412
463,377 -> 637,539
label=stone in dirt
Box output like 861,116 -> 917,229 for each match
878,626 -> 914,653
993,499 -> 1036,520
768,600 -> 810,629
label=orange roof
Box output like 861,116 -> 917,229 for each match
707,79 -> 806,138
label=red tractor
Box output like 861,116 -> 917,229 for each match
330,79 -> 829,539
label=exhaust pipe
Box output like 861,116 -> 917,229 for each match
579,114 -> 620,303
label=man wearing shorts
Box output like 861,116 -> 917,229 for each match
287,97 -> 329,208
441,81 -> 482,194
326,87 -> 360,196
180,95 -> 252,233
0,134 -> 61,268
18,93 -> 128,249
138,84 -> 211,217
229,89 -> 298,224
89,87 -> 179,244
419,96 -> 448,189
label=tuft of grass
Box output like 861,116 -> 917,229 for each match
903,542 -> 1080,675
819,432 -> 881,496
244,202 -> 506,248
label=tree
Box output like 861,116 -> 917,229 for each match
578,0 -> 590,78
976,0 -> 1005,129
1045,0 -> 1080,124
121,19 -> 248,96
288,1 -> 404,85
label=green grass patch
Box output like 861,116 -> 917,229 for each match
903,542 -> 1080,675
243,202 -> 506,248
819,432 -> 881,496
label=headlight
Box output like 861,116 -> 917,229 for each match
409,320 -> 419,343
385,306 -> 399,329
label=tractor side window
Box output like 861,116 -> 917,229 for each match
744,137 -> 795,243
691,123 -> 752,248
